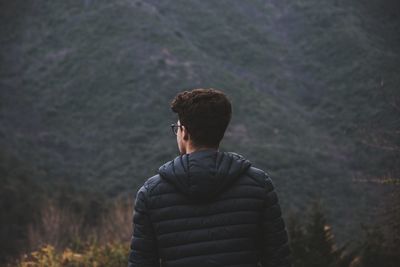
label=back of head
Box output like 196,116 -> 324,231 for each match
170,88 -> 232,148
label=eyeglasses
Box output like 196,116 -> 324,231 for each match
170,123 -> 183,135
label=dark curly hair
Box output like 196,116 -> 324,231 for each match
170,88 -> 232,148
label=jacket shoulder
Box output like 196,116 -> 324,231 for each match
136,174 -> 162,197
245,166 -> 274,190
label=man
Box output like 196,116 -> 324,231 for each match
128,88 -> 292,267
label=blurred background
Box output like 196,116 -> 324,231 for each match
1,0 -> 399,266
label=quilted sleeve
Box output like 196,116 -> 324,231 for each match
259,173 -> 292,267
128,184 -> 160,267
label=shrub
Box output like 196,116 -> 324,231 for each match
16,243 -> 129,267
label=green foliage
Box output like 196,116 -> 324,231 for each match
7,197 -> 400,267
15,243 -> 129,267
288,199 -> 359,267
0,0 -> 399,264
355,223 -> 400,267
358,225 -> 389,267
11,196 -> 134,266
0,149 -> 46,263
357,178 -> 400,267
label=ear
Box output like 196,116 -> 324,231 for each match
182,126 -> 190,141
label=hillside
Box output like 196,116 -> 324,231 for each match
1,0 -> 399,247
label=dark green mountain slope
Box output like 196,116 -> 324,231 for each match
1,0 -> 399,245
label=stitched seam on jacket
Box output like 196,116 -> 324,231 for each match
162,236 -> 252,250
150,183 -> 262,197
226,155 -> 234,174
147,176 -> 163,195
178,155 -> 184,173
158,222 -> 256,237
245,171 -> 266,187
217,152 -> 225,167
149,196 -> 263,211
152,209 -> 258,223
165,248 -> 256,263
158,220 -> 258,235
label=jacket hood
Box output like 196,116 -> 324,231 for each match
158,149 -> 252,203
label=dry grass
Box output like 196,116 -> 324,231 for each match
26,196 -> 134,252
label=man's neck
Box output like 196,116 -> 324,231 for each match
186,146 -> 219,154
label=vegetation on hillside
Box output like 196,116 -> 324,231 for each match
1,0 -> 399,265
10,197 -> 400,267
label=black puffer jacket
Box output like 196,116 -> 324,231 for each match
128,149 -> 292,267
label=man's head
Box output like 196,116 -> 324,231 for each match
170,88 -> 232,155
